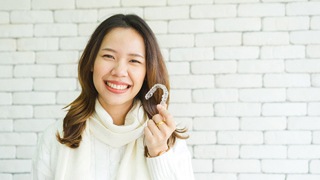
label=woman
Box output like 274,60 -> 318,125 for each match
33,14 -> 194,180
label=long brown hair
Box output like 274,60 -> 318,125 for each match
57,14 -> 187,149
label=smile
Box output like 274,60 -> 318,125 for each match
105,81 -> 131,90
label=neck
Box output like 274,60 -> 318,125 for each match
98,99 -> 134,125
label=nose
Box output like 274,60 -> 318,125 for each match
111,61 -> 128,77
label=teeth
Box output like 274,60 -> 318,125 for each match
107,82 -> 128,90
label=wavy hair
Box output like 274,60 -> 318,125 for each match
56,14 -> 187,150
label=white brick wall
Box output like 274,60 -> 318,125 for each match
1,1 -> 319,179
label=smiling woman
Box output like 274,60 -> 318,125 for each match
32,14 -> 194,180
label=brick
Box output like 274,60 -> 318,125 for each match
11,11 -> 53,23
14,119 -> 55,132
77,0 -> 119,8
0,52 -> 35,64
288,88 -> 320,101
311,16 -> 320,30
265,131 -> 311,144
191,61 -> 237,74
312,74 -> 320,87
54,10 -> 97,23
0,120 -> 13,131
309,103 -> 320,116
287,60 -> 320,73
310,160 -> 320,173
288,145 -> 320,158
215,47 -> 259,59
169,103 -> 213,117
243,32 -> 289,45
262,103 -> 306,116
170,48 -> 214,61
167,62 -> 190,75
0,66 -> 13,78
307,45 -> 320,58
0,25 -> 32,37
34,105 -> 66,118
187,131 -> 216,145
169,20 -> 214,33
36,51 -> 79,64
241,117 -> 286,130
239,174 -> 285,180
175,117 -> 193,130
218,131 -> 263,144
194,145 -> 239,158
0,106 -> 32,118
170,89 -> 192,103
0,133 -> 36,145
0,79 -> 33,91
0,160 -> 31,173
32,0 -> 75,9
78,23 -> 99,36
13,92 -> 55,105
216,74 -> 262,88
0,93 -> 12,105
146,21 -> 167,34
193,89 -> 238,103
239,88 -> 286,102
195,173 -> 237,180
241,145 -> 286,159
314,131 -> 320,144
287,2 -> 320,15
289,117 -> 320,130
291,31 -> 320,44
191,5 -> 237,18
57,64 -> 77,77
34,78 -> 77,91
287,175 -> 320,180
16,146 -> 36,159
168,0 -> 212,5
17,38 -> 58,51
98,8 -> 143,22
14,65 -> 56,77
216,18 -> 261,32
0,0 -> 30,10
0,146 -> 15,158
192,159 -> 213,172
122,0 -> 165,6
13,174 -> 32,180
60,37 -> 90,50
0,12 -> 9,23
214,160 -> 260,173
157,34 -> 194,48
238,60 -> 284,73
196,33 -> 241,47
263,16 -> 309,31
262,160 -> 308,173
261,46 -> 305,59
0,174 -> 12,180
34,24 -> 77,37
0,39 -> 16,51
238,3 -> 285,17
57,91 -> 80,104
145,6 -> 189,20
170,75 -> 214,88
194,117 -> 239,130
264,74 -> 310,87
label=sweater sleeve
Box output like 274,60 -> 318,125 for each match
146,139 -> 194,180
32,123 -> 58,180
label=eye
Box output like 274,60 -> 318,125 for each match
129,59 -> 141,64
102,54 -> 115,59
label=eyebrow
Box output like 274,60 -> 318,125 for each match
101,48 -> 145,58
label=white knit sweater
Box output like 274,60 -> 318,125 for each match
32,120 -> 194,180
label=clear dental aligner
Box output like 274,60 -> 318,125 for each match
145,84 -> 169,106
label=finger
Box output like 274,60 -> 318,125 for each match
156,104 -> 175,130
152,114 -> 170,132
147,119 -> 162,136
144,124 -> 153,138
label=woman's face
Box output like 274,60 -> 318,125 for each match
93,27 -> 146,110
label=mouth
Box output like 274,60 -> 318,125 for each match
105,81 -> 131,90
